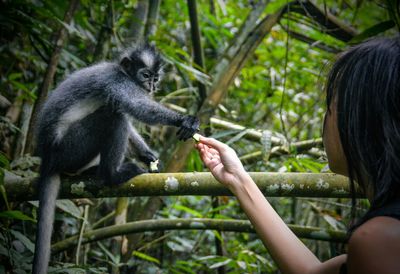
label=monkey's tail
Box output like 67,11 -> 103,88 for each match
32,173 -> 61,274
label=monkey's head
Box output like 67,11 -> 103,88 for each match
120,44 -> 164,94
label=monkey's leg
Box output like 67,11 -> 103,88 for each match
99,117 -> 145,185
51,110 -> 108,174
127,123 -> 160,171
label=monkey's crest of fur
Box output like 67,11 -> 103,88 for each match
121,43 -> 164,72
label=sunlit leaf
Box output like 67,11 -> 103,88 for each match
0,210 -> 36,222
132,251 -> 160,265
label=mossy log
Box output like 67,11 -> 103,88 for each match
4,171 -> 361,202
52,218 -> 347,253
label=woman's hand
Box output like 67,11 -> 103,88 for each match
195,136 -> 249,189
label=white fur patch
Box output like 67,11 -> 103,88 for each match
141,50 -> 154,68
56,98 -> 103,140
77,154 -> 100,173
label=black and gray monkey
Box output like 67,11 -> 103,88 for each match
32,44 -> 200,274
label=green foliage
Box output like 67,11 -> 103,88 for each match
0,210 -> 36,222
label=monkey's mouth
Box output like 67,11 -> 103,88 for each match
144,82 -> 158,95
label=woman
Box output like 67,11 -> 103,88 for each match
195,36 -> 400,274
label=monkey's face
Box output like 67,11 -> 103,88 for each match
136,68 -> 161,94
120,45 -> 164,94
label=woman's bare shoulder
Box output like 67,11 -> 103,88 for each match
347,216 -> 400,274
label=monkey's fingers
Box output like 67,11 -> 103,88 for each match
183,128 -> 196,141
176,128 -> 185,140
176,127 -> 184,137
176,127 -> 190,141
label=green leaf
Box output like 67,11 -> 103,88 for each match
0,184 -> 10,211
0,210 -> 36,222
97,241 -> 119,264
55,200 -> 82,219
10,230 -> 35,253
8,73 -> 23,81
166,240 -> 186,252
132,251 -> 160,265
209,258 -> 232,269
173,204 -> 203,217
0,243 -> 8,256
213,230 -> 224,243
0,152 -> 10,169
197,255 -> 218,261
30,200 -> 82,219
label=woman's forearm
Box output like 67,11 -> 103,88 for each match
231,172 -> 321,274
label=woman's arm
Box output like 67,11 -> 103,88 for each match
196,136 -> 346,274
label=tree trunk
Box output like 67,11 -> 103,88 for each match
24,0 -> 80,154
187,0 -> 207,108
145,0 -> 161,39
93,0 -> 114,61
129,0 -> 149,43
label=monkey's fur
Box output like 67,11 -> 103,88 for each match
32,45 -> 199,274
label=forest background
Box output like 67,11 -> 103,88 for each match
0,0 -> 399,273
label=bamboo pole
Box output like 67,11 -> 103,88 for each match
4,171 -> 361,202
25,0 -> 80,154
144,0 -> 161,39
187,0 -> 207,107
51,218 -> 348,253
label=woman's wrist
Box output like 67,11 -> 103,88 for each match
229,171 -> 254,195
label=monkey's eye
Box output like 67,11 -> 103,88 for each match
142,72 -> 150,79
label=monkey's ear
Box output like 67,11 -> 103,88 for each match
120,57 -> 132,70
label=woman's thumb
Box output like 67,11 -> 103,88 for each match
199,136 -> 227,151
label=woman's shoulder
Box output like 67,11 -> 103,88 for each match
346,216 -> 400,274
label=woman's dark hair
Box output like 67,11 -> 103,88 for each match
325,36 -> 400,215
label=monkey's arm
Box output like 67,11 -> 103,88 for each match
128,99 -> 200,140
128,123 -> 158,164
125,98 -> 184,126
108,83 -> 199,140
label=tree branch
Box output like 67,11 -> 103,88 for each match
285,0 -> 358,42
283,27 -> 341,53
51,218 -> 347,253
240,139 -> 324,163
4,171 -> 361,202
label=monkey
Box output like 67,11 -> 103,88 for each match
32,44 -> 200,274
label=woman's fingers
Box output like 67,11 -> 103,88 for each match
198,146 -> 213,163
199,136 -> 227,151
197,143 -> 220,162
208,147 -> 220,156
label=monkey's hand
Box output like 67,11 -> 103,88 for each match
177,115 -> 200,141
139,151 -> 161,172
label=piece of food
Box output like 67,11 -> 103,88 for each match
192,133 -> 202,142
150,159 -> 159,172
